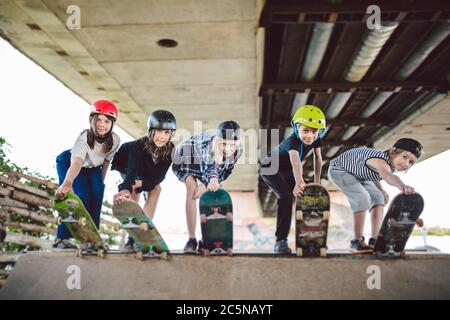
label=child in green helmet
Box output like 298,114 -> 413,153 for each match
260,105 -> 326,254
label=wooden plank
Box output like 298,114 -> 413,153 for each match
11,190 -> 52,208
7,172 -> 58,190
0,175 -> 50,198
4,232 -> 53,250
0,197 -> 29,209
2,206 -> 57,224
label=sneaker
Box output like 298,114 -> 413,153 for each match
350,237 -> 373,253
368,237 -> 377,249
274,239 -> 291,254
52,239 -> 78,250
183,238 -> 198,254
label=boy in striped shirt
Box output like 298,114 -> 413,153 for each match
328,138 -> 423,253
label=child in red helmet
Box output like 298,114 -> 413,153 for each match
53,100 -> 120,250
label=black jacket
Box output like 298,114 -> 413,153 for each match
111,140 -> 172,192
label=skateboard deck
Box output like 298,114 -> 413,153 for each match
199,189 -> 233,256
54,192 -> 106,257
374,193 -> 424,258
295,184 -> 330,257
112,199 -> 169,260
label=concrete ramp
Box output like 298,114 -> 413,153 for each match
1,252 -> 450,299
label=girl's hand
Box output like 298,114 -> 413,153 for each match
293,183 -> 305,197
55,182 -> 73,200
113,190 -> 131,204
193,184 -> 207,199
399,184 -> 415,195
207,178 -> 221,192
382,190 -> 390,204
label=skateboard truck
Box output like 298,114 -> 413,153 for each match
122,217 -> 140,229
61,211 -> 79,224
395,211 -> 415,225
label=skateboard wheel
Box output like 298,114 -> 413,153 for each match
200,214 -> 207,224
416,218 -> 424,227
97,249 -> 105,258
76,249 -> 82,257
56,217 -> 62,225
139,222 -> 149,232
296,248 -> 303,257
160,252 -> 168,260
78,217 -> 87,227
226,212 -> 233,222
227,248 -> 233,257
136,251 -> 144,260
322,211 -> 330,221
320,248 -> 327,257
203,249 -> 210,257
296,210 -> 303,221
400,250 -> 406,258
113,224 -> 120,232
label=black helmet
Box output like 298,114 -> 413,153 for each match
393,138 -> 423,159
147,110 -> 176,130
217,120 -> 240,140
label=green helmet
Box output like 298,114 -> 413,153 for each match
292,105 -> 326,129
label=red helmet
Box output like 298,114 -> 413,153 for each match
90,100 -> 118,120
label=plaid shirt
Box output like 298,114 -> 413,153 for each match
172,131 -> 243,185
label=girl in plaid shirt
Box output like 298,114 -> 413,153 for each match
172,121 -> 243,253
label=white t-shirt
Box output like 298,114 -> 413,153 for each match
70,131 -> 121,168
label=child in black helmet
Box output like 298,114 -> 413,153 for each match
111,110 -> 176,251
172,120 -> 243,253
328,138 -> 423,253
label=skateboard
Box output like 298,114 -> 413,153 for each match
54,193 -> 106,257
374,193 -> 424,258
112,198 -> 169,260
199,189 -> 233,257
295,184 -> 330,257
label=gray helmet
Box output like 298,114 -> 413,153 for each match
147,110 -> 176,130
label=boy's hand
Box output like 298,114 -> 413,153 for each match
399,185 -> 415,195
113,190 -> 131,204
55,182 -> 73,200
207,178 -> 221,192
382,190 -> 390,204
293,183 -> 305,197
193,184 -> 207,199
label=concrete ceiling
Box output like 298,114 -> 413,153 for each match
0,0 -> 264,191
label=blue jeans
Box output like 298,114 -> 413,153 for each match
56,150 -> 105,239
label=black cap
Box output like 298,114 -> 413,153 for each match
147,110 -> 176,130
393,138 -> 423,159
217,120 -> 240,140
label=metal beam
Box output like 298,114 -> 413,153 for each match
259,3 -> 450,26
259,81 -> 447,95
267,118 -> 392,128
